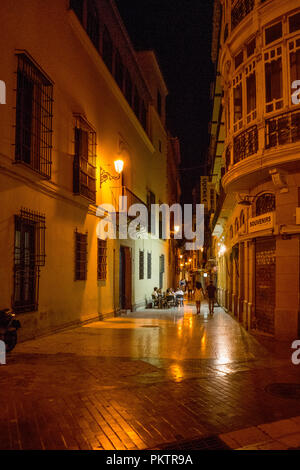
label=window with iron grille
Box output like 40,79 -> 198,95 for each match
233,125 -> 258,163
147,252 -> 152,279
265,108 -> 300,149
97,239 -> 107,281
73,115 -> 96,203
15,53 -> 53,179
255,193 -> 275,216
75,230 -> 88,281
13,208 -> 46,313
86,0 -> 99,49
231,0 -> 254,31
139,250 -> 144,280
70,0 -> 84,22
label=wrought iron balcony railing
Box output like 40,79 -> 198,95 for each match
265,108 -> 300,149
231,0 -> 255,31
233,125 -> 258,164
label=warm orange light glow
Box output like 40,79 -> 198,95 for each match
114,159 -> 124,174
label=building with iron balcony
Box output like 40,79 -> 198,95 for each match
212,0 -> 300,340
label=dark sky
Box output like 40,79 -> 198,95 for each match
115,0 -> 215,202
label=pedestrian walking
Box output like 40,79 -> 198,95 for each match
206,280 -> 217,316
194,282 -> 205,315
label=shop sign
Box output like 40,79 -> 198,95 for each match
248,212 -> 274,233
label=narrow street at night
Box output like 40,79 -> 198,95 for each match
1,303 -> 300,451
1,0 -> 300,458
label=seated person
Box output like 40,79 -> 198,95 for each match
152,287 -> 158,298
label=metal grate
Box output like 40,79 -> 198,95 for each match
97,239 -> 107,281
75,230 -> 88,281
265,109 -> 300,149
15,53 -> 53,179
13,208 -> 46,313
233,125 -> 258,163
73,115 -> 96,203
147,252 -> 152,279
139,250 -> 144,280
231,0 -> 254,31
255,193 -> 275,216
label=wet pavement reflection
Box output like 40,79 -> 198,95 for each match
1,302 -> 299,450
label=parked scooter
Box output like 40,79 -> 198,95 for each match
0,309 -> 21,352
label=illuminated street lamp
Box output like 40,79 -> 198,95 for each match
100,159 -> 124,187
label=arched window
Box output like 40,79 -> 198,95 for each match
235,217 -> 239,234
87,0 -> 99,49
240,210 -> 245,227
255,193 -> 275,216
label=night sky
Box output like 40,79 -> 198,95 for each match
115,0 -> 215,202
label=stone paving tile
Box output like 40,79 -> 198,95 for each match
1,307 -> 300,450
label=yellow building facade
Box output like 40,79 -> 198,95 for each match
210,0 -> 300,340
0,0 -> 171,340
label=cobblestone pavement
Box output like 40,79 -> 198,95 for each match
0,302 -> 300,450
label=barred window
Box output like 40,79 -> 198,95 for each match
97,239 -> 107,281
87,0 -> 99,49
139,250 -> 144,280
147,252 -> 152,279
13,208 -> 46,313
255,193 -> 275,216
73,115 -> 96,203
75,230 -> 88,281
15,53 -> 53,179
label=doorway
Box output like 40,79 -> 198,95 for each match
119,246 -> 132,310
255,237 -> 276,334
